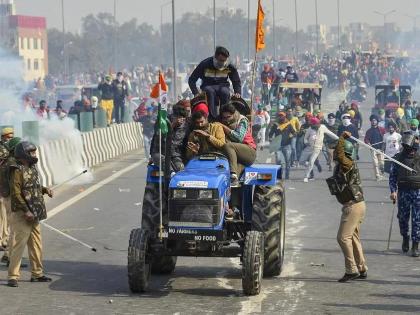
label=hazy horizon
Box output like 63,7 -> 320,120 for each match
14,0 -> 419,33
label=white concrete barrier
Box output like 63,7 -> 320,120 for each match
37,122 -> 144,186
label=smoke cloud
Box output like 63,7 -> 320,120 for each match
0,47 -> 92,186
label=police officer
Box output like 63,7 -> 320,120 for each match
0,127 -> 14,254
389,133 -> 420,257
7,141 -> 53,287
328,131 -> 367,282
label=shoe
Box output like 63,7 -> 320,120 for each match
358,271 -> 367,279
317,164 -> 322,173
402,236 -> 410,253
7,279 -> 18,287
338,272 -> 360,282
30,276 -> 52,283
303,178 -> 308,183
411,242 -> 419,257
230,173 -> 240,187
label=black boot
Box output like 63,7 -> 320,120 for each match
402,236 -> 410,253
411,242 -> 419,257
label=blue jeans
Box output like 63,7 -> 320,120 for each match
290,137 -> 297,162
143,135 -> 151,159
276,144 -> 292,179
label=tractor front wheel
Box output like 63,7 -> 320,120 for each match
128,228 -> 151,293
252,184 -> 286,277
242,230 -> 264,296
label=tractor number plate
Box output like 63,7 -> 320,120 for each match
166,228 -> 223,242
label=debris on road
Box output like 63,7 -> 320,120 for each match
310,262 -> 325,267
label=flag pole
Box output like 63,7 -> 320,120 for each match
158,70 -> 164,241
251,0 -> 265,122
250,52 -> 258,120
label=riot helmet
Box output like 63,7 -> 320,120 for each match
401,132 -> 419,155
14,141 -> 38,165
343,140 -> 355,159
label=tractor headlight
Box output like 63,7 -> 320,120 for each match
198,189 -> 213,199
173,189 -> 187,199
257,173 -> 272,181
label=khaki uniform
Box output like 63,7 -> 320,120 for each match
8,163 -> 47,280
0,141 -> 10,249
333,137 -> 368,274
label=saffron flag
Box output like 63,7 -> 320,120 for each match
255,0 -> 265,52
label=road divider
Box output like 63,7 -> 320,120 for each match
37,122 -> 144,186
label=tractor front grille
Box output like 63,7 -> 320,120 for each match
169,189 -> 220,226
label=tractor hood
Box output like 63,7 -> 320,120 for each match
169,156 -> 230,190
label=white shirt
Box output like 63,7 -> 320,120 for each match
304,124 -> 338,150
383,132 -> 402,157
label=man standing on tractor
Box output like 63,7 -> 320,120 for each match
389,133 -> 420,257
188,46 -> 241,120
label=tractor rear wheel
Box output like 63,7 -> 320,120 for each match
252,183 -> 286,277
128,228 -> 151,293
242,230 -> 264,296
141,183 -> 177,274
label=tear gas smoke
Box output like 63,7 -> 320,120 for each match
0,47 -> 92,186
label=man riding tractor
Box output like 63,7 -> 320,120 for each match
188,46 -> 241,120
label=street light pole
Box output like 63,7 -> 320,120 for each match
171,0 -> 177,100
272,0 -> 276,59
61,0 -> 66,76
373,10 -> 396,51
315,0 -> 319,57
247,0 -> 250,60
113,0 -> 117,71
294,0 -> 298,61
337,0 -> 340,58
213,0 -> 216,51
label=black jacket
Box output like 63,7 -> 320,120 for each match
98,82 -> 114,100
188,57 -> 241,95
113,79 -> 129,101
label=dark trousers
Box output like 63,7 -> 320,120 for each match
202,85 -> 230,119
114,99 -> 125,123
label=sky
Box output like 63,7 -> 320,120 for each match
14,0 -> 420,33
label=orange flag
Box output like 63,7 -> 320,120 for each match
150,72 -> 168,98
255,0 -> 265,52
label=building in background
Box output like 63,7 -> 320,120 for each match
0,0 -> 48,81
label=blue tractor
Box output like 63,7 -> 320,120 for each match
128,152 -> 286,295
